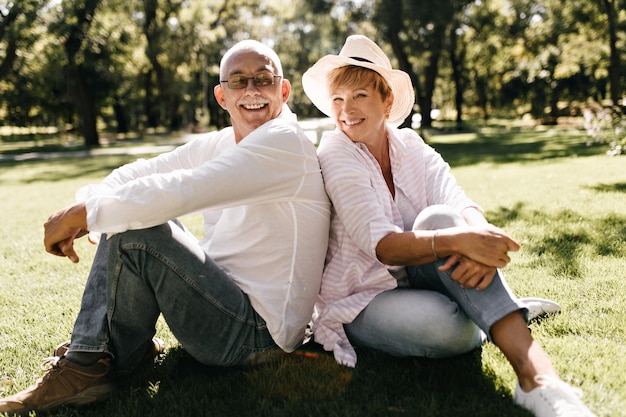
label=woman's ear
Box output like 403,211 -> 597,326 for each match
385,92 -> 395,118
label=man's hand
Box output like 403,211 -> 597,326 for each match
43,202 -> 89,263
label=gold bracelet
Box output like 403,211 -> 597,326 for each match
431,230 -> 441,259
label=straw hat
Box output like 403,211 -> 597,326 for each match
302,35 -> 415,126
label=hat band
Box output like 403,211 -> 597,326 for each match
350,56 -> 374,64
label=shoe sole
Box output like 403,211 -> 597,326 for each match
45,383 -> 117,409
519,297 -> 561,321
10,384 -> 117,416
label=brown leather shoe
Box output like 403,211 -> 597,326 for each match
0,357 -> 116,415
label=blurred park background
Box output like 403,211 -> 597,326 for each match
1,0 -> 625,153
2,2 -> 626,416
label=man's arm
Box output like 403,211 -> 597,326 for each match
43,202 -> 88,263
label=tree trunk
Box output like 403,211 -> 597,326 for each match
63,0 -> 100,147
144,70 -> 159,128
0,4 -> 22,80
420,26 -> 445,128
65,63 -> 99,146
448,23 -> 465,127
143,0 -> 175,130
603,0 -> 621,104
0,38 -> 17,81
385,30 -> 417,128
113,95 -> 129,134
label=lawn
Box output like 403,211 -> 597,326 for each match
0,125 -> 624,417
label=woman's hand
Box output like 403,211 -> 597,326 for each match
443,224 -> 520,268
376,224 -> 520,269
439,254 -> 497,290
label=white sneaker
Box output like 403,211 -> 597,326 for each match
519,297 -> 561,321
514,375 -> 597,417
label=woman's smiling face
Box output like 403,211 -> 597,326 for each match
327,66 -> 393,145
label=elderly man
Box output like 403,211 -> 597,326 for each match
0,39 -> 330,415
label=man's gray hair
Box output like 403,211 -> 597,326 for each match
219,40 -> 283,79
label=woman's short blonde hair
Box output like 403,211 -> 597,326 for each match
328,65 -> 392,102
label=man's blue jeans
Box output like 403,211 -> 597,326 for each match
68,221 -> 277,373
344,205 -> 527,359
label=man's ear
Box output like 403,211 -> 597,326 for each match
281,79 -> 292,104
214,84 -> 227,109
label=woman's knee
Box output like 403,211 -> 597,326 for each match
413,205 -> 466,231
411,293 -> 483,357
346,290 -> 483,358
430,304 -> 484,357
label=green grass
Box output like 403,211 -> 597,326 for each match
0,126 -> 624,416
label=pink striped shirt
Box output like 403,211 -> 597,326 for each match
313,126 -> 478,367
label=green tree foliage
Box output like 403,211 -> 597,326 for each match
0,0 -> 43,80
373,0 -> 474,127
269,0 -> 372,119
455,0 -> 623,122
0,0 -> 48,125
0,0 -> 624,144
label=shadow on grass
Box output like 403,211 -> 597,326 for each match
427,129 -> 606,167
487,203 -> 626,279
0,143 -> 92,156
0,155 -> 147,184
53,346 -> 531,417
1,127 -> 609,186
587,182 -> 626,193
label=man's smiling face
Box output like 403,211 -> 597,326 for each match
214,49 -> 290,143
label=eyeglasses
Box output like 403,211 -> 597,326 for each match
219,73 -> 282,90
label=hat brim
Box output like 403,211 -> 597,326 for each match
302,55 -> 415,127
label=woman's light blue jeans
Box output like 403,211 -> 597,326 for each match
344,205 -> 527,359
68,220 -> 277,373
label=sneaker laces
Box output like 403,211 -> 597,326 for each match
40,357 -> 61,371
35,357 -> 62,384
533,374 -> 591,416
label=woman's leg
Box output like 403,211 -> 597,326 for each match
344,288 -> 483,358
410,205 -> 556,391
393,205 -> 595,415
491,312 -> 557,390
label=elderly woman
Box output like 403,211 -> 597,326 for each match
302,35 -> 595,417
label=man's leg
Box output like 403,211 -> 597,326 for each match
0,234 -> 149,415
66,236 -> 114,358
0,221 -> 277,415
106,221 -> 277,372
0,243 -> 117,417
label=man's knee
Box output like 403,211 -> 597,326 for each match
109,223 -> 174,246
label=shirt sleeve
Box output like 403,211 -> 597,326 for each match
318,132 -> 402,258
85,120 -> 315,233
76,131 -> 225,202
394,128 -> 479,213
421,138 -> 479,212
